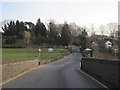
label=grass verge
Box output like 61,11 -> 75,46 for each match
2,48 -> 68,64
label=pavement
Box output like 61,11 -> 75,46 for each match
2,46 -> 106,88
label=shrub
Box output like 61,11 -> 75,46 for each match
5,37 -> 16,44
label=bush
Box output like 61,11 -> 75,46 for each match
5,37 -> 16,44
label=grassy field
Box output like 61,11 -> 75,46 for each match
2,48 -> 68,64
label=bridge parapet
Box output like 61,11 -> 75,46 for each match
81,57 -> 120,88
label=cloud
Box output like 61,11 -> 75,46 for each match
1,0 -> 118,34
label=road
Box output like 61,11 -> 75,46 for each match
2,46 -> 105,88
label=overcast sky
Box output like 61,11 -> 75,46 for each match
0,0 -> 119,34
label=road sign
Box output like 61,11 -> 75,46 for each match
39,49 -> 41,52
48,48 -> 53,53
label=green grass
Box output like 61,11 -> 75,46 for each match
39,48 -> 67,60
2,48 -> 68,64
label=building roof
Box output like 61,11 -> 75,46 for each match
105,41 -> 112,44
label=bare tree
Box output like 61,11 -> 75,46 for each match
90,24 -> 95,35
69,23 -> 81,37
107,23 -> 118,39
99,25 -> 107,40
99,25 -> 105,35
23,31 -> 31,46
118,25 -> 120,59
90,24 -> 96,41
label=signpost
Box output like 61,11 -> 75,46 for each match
48,48 -> 53,59
48,48 -> 53,53
39,49 -> 41,60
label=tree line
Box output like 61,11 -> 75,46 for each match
2,18 -> 88,49
2,18 -> 120,59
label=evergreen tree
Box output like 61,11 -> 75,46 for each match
48,22 -> 58,45
19,21 -> 27,38
35,18 -> 47,44
78,28 -> 88,50
2,20 -> 16,36
61,22 -> 72,46
16,20 -> 20,37
35,18 -> 47,38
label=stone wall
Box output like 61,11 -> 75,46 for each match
81,57 -> 120,88
2,59 -> 39,82
2,59 -> 56,83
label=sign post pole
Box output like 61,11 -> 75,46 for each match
39,49 -> 41,60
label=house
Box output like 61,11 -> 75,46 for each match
105,41 -> 112,49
